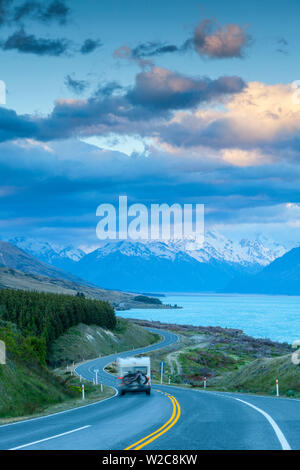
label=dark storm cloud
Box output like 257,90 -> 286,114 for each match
1,28 -> 70,55
65,75 -> 89,95
80,38 -> 102,54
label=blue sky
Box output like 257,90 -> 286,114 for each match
1,0 -> 300,248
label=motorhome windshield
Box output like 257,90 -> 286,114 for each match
121,366 -> 148,375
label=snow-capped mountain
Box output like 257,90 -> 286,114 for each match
7,237 -> 85,272
83,231 -> 287,268
69,232 -> 288,292
6,232 -> 289,292
0,241 -> 85,283
192,231 -> 287,267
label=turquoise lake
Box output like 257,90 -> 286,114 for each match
119,294 -> 300,344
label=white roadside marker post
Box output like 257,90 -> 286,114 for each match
204,377 -> 207,390
160,361 -> 164,385
276,379 -> 279,397
100,377 -> 103,392
168,376 -> 171,385
82,384 -> 85,400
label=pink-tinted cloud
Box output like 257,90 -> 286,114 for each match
194,19 -> 251,59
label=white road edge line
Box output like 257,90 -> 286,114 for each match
164,386 -> 292,451
9,425 -> 91,450
1,328 -> 176,429
0,390 -> 117,429
233,397 -> 291,451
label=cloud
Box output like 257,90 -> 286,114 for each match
38,0 -> 69,24
221,148 -> 272,167
1,0 -> 70,26
80,38 -> 102,54
65,75 -> 89,95
1,27 -> 70,55
94,81 -> 123,97
276,36 -> 288,55
127,67 -> 246,110
1,138 -> 300,246
194,19 -> 251,59
0,27 -> 101,57
0,106 -> 37,142
153,81 -> 300,159
130,41 -> 183,58
0,0 -> 12,26
0,76 -> 298,171
0,65 -> 246,142
114,19 -> 252,63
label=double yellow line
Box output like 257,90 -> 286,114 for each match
124,393 -> 181,450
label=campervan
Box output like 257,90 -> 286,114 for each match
117,356 -> 151,395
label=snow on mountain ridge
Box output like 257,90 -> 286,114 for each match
87,231 -> 287,267
7,231 -> 288,268
8,237 -> 85,263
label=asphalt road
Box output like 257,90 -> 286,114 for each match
1,327 -> 300,450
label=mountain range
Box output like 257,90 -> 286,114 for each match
0,242 -> 169,309
5,232 -> 296,294
225,246 -> 300,295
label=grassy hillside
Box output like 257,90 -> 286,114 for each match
0,353 -> 76,418
0,267 -> 175,310
48,317 -> 160,367
0,321 -> 76,418
129,319 -> 297,397
0,317 -> 159,420
0,356 -> 114,421
209,354 -> 300,397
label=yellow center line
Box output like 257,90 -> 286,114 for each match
124,394 -> 181,450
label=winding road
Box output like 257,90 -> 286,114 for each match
1,327 -> 300,450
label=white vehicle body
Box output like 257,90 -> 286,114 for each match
117,356 -> 151,395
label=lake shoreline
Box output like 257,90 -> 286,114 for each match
118,293 -> 300,344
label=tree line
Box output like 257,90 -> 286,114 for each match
0,289 -> 116,351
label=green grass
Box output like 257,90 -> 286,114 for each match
208,354 -> 300,397
0,317 -> 160,420
0,360 -> 76,419
48,317 -> 160,367
0,365 -> 115,423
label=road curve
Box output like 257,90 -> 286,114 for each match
1,327 -> 300,450
75,327 -> 179,389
